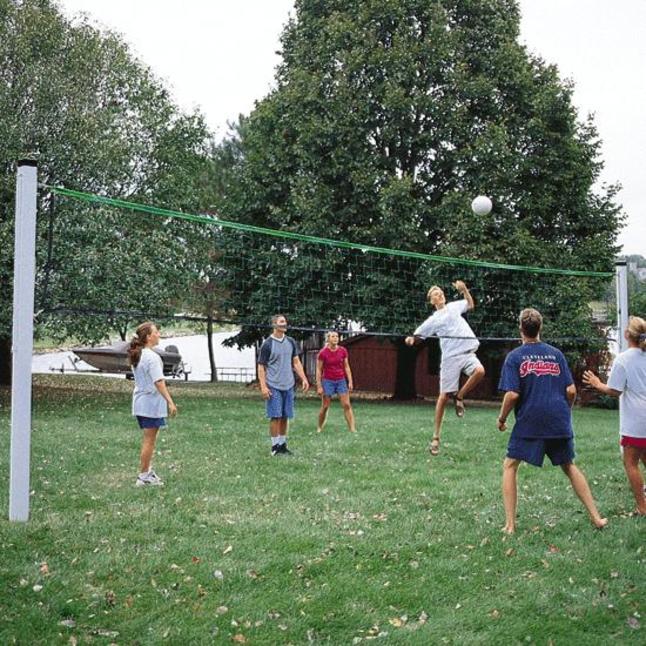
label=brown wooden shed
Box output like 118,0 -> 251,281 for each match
303,333 -> 606,403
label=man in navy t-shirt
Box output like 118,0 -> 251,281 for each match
497,308 -> 607,534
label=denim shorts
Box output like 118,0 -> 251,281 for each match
322,378 -> 349,397
507,436 -> 575,467
265,387 -> 295,419
136,416 -> 167,429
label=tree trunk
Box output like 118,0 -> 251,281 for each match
392,339 -> 419,400
118,323 -> 128,341
0,335 -> 11,386
207,315 -> 218,383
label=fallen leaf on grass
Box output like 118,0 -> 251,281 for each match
91,629 -> 119,638
490,609 -> 500,619
213,570 -> 224,580
39,563 -> 49,575
216,606 -> 228,615
388,618 -> 404,628
505,548 -> 515,557
548,545 -> 560,554
223,545 -> 233,555
232,634 -> 246,643
59,619 -> 76,628
33,584 -> 43,592
627,617 -> 640,630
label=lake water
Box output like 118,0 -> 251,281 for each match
32,332 -> 256,382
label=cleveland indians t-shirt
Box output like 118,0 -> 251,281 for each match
498,342 -> 574,439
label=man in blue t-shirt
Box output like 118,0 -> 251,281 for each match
258,314 -> 309,456
497,308 -> 607,534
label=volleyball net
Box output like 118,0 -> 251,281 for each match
39,184 -> 615,349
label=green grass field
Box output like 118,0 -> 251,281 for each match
0,376 -> 643,644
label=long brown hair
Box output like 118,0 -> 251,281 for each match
626,316 -> 646,352
128,321 -> 157,368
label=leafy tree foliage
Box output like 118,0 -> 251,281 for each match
215,0 -> 623,394
0,0 -> 213,382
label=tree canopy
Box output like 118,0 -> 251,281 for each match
0,0 -> 214,381
215,0 -> 623,346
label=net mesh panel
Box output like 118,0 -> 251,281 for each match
42,185 -> 614,348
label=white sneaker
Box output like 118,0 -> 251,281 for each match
135,471 -> 164,487
147,470 -> 163,484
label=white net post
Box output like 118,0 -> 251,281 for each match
615,261 -> 629,353
9,160 -> 38,522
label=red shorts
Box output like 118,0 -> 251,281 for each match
620,435 -> 646,448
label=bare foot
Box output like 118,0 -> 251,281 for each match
316,427 -> 323,433
429,437 -> 440,456
501,525 -> 515,535
592,517 -> 608,529
349,428 -> 356,433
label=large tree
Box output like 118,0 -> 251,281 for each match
215,0 -> 623,396
0,0 -> 213,383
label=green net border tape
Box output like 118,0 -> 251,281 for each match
45,185 -> 613,278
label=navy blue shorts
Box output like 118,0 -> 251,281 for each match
507,436 -> 575,467
136,416 -> 167,429
265,388 -> 295,419
322,378 -> 349,397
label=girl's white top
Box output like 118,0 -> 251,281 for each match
608,348 -> 646,438
132,347 -> 167,418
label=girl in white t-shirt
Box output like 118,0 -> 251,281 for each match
583,316 -> 646,515
128,322 -> 177,487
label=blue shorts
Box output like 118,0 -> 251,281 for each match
266,387 -> 295,419
322,378 -> 349,397
507,436 -> 575,467
136,416 -> 167,429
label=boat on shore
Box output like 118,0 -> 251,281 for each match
72,341 -> 187,379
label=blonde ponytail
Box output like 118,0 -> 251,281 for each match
626,316 -> 646,352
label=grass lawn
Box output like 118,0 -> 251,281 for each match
0,376 -> 643,644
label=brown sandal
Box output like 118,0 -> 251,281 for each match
452,394 -> 465,418
429,436 -> 440,456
